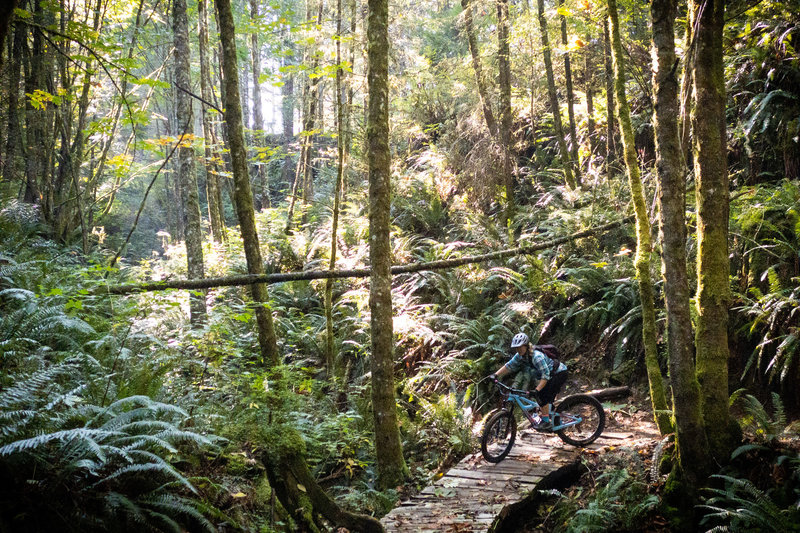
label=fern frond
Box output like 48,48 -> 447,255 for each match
140,494 -> 216,533
94,462 -> 194,492
0,428 -> 122,456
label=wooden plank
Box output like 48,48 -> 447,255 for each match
596,432 -> 635,440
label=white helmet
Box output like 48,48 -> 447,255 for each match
510,332 -> 529,348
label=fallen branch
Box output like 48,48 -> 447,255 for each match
584,385 -> 631,401
100,216 -> 633,295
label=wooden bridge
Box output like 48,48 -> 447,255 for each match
381,423 -> 658,532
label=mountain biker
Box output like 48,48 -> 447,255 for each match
489,332 -> 568,430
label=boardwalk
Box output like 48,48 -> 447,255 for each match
381,425 -> 657,533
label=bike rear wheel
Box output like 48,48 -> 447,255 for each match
556,394 -> 605,446
481,409 -> 517,463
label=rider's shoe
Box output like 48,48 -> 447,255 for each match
535,419 -> 553,431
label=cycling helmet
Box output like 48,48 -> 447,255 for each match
510,332 -> 529,348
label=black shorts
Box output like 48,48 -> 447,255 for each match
538,370 -> 568,406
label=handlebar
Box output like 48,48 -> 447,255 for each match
492,380 -> 532,397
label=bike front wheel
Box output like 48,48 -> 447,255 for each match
481,409 -> 517,463
556,394 -> 605,446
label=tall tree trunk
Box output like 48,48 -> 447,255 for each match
537,0 -> 576,190
280,27 -> 295,193
325,0 -> 347,380
216,0 -> 280,365
62,0 -> 103,252
367,0 -> 408,489
0,0 -> 18,70
304,0 -> 325,209
22,0 -> 48,206
557,0 -> 581,185
174,0 -> 207,325
652,0 -> 709,484
2,24 -> 22,185
199,0 -> 226,243
250,0 -> 269,209
496,0 -> 515,219
461,0 -> 497,138
603,17 -> 616,178
585,46 -> 597,169
286,0 -> 323,233
679,8 -> 695,162
608,0 -> 671,435
691,0 -> 736,460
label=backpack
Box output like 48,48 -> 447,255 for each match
532,344 -> 564,372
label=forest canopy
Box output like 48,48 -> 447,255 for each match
0,0 -> 799,531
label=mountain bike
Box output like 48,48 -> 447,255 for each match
481,381 -> 605,463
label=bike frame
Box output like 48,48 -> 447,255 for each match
497,383 -> 582,432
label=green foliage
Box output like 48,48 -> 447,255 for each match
699,474 -> 800,533
554,468 -> 659,533
0,363 -> 220,533
402,392 -> 473,469
729,389 -> 797,443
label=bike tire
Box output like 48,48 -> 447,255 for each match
555,394 -> 605,446
481,409 -> 517,463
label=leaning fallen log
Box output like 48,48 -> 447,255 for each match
99,216 -> 633,295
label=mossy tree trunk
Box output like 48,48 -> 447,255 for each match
250,0 -> 269,210
652,0 -> 709,484
0,0 -> 18,71
215,0 -> 280,366
259,425 -> 384,533
691,0 -> 737,460
280,27 -> 295,192
608,0 -> 672,435
286,0 -> 323,233
603,17 -> 616,177
461,0 -> 498,138
585,46 -> 597,168
496,0 -> 515,218
557,0 -> 581,185
325,0 -> 347,380
199,0 -> 226,243
367,0 -> 408,489
2,25 -> 22,185
537,0 -> 576,190
174,0 -> 207,325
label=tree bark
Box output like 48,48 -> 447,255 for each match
652,0 -> 709,483
22,1 -> 47,205
280,27 -> 295,192
216,0 -> 280,366
496,0 -> 515,219
325,0 -> 347,378
2,24 -> 23,186
286,0 -> 323,233
250,0 -> 269,210
603,17 -> 616,177
691,0 -> 736,460
585,46 -> 597,168
461,0 -> 498,138
199,0 -> 226,243
608,0 -> 671,435
259,425 -> 385,533
174,0 -> 207,325
367,0 -> 409,488
557,0 -> 581,185
0,0 -> 18,70
537,0 -> 576,190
